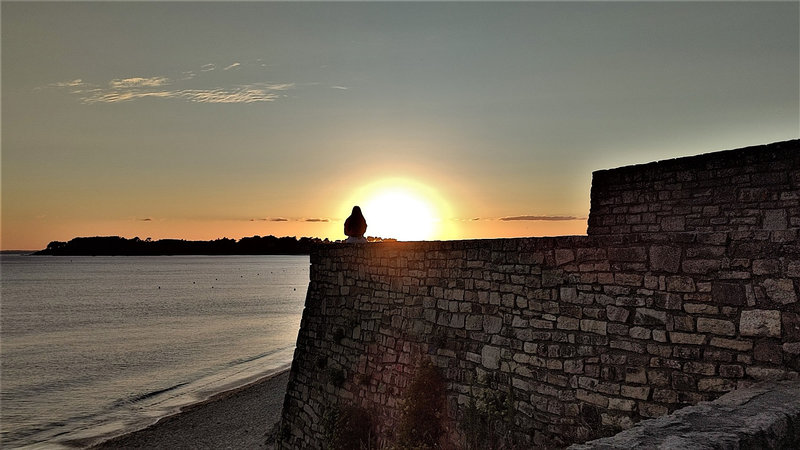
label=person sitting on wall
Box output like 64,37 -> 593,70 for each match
344,206 -> 368,244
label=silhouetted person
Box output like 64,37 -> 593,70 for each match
344,206 -> 367,244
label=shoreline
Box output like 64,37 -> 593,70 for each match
77,368 -> 291,449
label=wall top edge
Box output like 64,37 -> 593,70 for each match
311,229 -> 799,256
591,139 -> 800,179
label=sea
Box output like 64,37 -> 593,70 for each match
0,254 -> 309,448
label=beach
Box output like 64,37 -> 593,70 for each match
89,369 -> 290,449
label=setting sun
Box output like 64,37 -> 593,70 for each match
344,179 -> 451,241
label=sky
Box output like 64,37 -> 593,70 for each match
2,1 -> 798,250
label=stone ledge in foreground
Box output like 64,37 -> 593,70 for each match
570,380 -> 800,450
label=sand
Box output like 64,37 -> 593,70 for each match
89,369 -> 290,449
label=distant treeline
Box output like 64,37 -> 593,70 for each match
35,235 -> 332,256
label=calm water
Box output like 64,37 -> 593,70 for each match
0,255 -> 309,448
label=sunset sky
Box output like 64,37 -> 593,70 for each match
2,1 -> 798,250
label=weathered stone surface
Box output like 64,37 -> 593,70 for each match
650,246 -> 681,273
483,315 -> 503,334
634,308 -> 667,326
481,345 -> 502,369
696,317 -> 735,336
580,319 -> 608,336
712,282 -> 746,306
569,381 -> 800,450
763,209 -> 788,230
762,278 -> 797,304
666,276 -> 696,292
606,305 -> 630,323
740,309 -> 781,337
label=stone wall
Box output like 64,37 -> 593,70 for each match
278,140 -> 800,448
588,140 -> 800,236
279,230 -> 799,448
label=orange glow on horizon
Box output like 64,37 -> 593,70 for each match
341,178 -> 457,241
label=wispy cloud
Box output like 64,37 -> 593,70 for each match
54,79 -> 293,105
250,217 -> 289,222
48,79 -> 87,88
109,77 -> 169,89
303,218 -> 329,223
43,62 -> 295,105
138,218 -> 153,222
331,85 -> 349,90
499,215 -> 585,221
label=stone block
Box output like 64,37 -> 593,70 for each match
763,209 -> 788,230
698,377 -> 736,393
783,312 -> 800,340
606,305 -> 630,323
650,246 -> 681,273
608,397 -> 636,412
560,286 -> 578,301
661,216 -> 686,232
576,389 -> 609,407
696,318 -> 735,336
666,276 -> 695,292
608,246 -> 647,262
684,361 -> 716,375
762,278 -> 797,304
465,314 -> 483,331
682,259 -> 721,274
481,345 -> 502,369
620,385 -> 650,400
555,248 -> 575,266
710,337 -> 753,352
746,366 -> 788,380
580,319 -> 608,335
752,259 -> 781,275
615,273 -> 643,287
718,364 -> 744,378
557,316 -> 580,330
629,327 -> 651,340
739,309 -> 781,337
634,308 -> 668,326
564,359 -> 584,374
652,388 -> 678,403
669,332 -> 706,345
484,315 -> 503,334
625,367 -> 647,384
684,303 -> 719,315
712,282 -> 746,306
782,342 -> 800,355
753,341 -> 782,364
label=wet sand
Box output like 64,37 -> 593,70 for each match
88,369 -> 290,449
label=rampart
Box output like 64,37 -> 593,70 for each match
278,139 -> 800,448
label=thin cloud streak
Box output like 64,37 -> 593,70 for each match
71,82 -> 293,104
499,215 -> 586,221
109,77 -> 169,89
303,218 -> 329,223
43,62 -> 295,105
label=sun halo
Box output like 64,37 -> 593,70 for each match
343,179 -> 450,241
